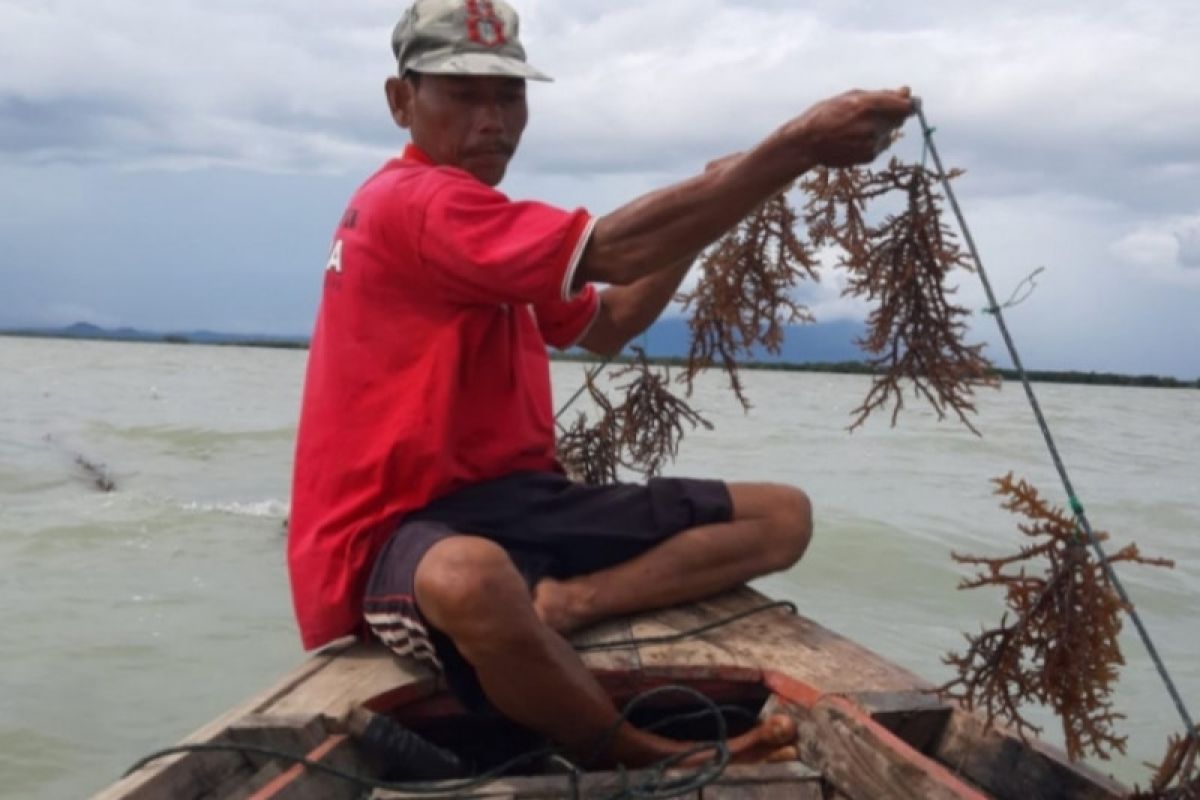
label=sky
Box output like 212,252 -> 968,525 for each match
1,0 -> 1198,377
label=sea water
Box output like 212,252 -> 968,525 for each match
0,336 -> 1196,798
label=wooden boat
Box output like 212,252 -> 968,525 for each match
94,586 -> 1127,799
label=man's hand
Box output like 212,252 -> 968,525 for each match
782,87 -> 915,170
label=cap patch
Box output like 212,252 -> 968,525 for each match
467,0 -> 507,47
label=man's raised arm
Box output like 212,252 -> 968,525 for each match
575,87 -> 914,291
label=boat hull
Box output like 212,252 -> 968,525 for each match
94,586 -> 1126,799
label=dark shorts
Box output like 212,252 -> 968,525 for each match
363,471 -> 732,712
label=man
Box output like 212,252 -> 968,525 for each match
289,0 -> 913,768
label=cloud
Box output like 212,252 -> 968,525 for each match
1111,214 -> 1200,285
1175,218 -> 1200,268
0,1 -> 399,171
4,0 -> 1198,189
1,0 -> 1198,376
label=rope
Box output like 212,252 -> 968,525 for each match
913,98 -> 1198,743
555,358 -> 614,433
575,600 -> 797,653
121,601 -> 795,797
122,686 -> 732,799
983,266 -> 1044,315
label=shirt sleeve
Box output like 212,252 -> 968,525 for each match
533,283 -> 602,350
417,174 -> 593,307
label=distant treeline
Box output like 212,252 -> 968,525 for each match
2,329 -> 309,351
3,330 -> 1197,389
161,334 -> 306,350
550,352 -> 1200,390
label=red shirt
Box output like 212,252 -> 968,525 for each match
289,144 -> 598,650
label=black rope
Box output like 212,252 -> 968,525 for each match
914,99 -> 1197,743
583,685 -> 732,799
555,358 -> 614,432
121,684 -> 736,799
574,600 -> 798,653
120,599 -> 796,796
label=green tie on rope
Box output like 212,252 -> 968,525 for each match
913,98 -> 1197,744
983,266 -> 1044,315
920,126 -> 937,169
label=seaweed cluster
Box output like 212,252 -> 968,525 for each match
557,349 -> 711,485
939,474 -> 1174,761
677,191 -> 818,409
803,160 -> 997,433
676,159 -> 994,430
1134,728 -> 1200,799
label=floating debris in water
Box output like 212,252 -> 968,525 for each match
74,453 -> 116,493
43,433 -> 117,493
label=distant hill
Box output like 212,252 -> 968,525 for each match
634,316 -> 869,364
5,320 -> 1194,387
0,318 -> 870,363
1,322 -> 308,348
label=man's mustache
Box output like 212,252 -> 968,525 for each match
466,143 -> 515,158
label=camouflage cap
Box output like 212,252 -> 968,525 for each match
392,0 -> 551,82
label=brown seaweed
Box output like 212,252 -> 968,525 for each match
939,474 -> 1174,761
1134,727 -> 1200,799
609,348 -> 713,477
802,160 -> 997,433
677,190 -> 818,409
556,371 -> 622,486
555,350 -> 710,484
678,159 -> 994,430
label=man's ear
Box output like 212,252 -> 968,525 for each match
384,76 -> 413,129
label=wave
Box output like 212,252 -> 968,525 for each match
89,422 -> 296,446
179,498 -> 289,518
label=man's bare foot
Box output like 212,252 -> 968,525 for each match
681,713 -> 799,766
532,576 -> 594,635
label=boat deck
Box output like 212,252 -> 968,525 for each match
94,587 -> 1126,800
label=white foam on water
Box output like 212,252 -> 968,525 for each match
178,498 -> 289,518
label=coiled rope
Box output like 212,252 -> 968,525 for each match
122,600 -> 795,798
121,688 -> 729,799
914,98 -> 1197,743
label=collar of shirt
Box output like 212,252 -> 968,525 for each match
403,143 -> 435,166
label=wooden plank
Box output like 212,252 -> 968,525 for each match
210,715 -> 332,799
782,695 -> 989,800
100,747 -> 253,800
245,734 -> 366,800
94,640 -> 356,800
711,763 -> 822,782
702,762 -> 824,799
605,587 -> 931,698
574,616 -> 642,673
222,714 -> 331,769
373,763 -> 818,800
703,782 -> 822,799
574,617 -> 653,702
855,689 -> 950,717
933,709 -> 1127,800
97,641 -> 431,800
371,786 -> 515,799
855,690 -> 954,756
226,762 -> 289,800
710,588 -> 933,697
263,642 -> 435,720
624,591 -> 764,678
